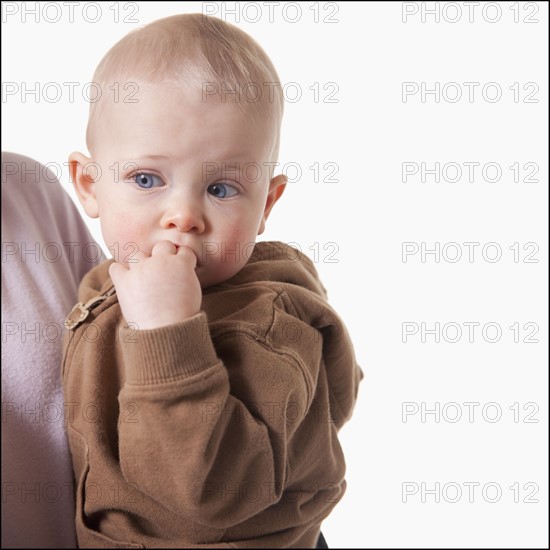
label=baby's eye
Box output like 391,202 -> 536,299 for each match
207,183 -> 238,199
132,173 -> 164,189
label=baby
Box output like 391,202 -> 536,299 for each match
63,13 -> 362,548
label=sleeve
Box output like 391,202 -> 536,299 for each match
116,309 -> 319,529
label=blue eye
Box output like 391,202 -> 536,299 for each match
133,173 -> 163,189
207,183 -> 238,199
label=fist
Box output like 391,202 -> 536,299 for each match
109,241 -> 202,330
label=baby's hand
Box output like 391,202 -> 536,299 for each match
109,241 -> 201,330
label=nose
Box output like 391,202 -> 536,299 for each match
160,196 -> 206,234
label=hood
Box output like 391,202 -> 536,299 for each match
206,241 -> 329,297
76,241 -> 361,427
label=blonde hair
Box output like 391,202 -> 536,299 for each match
86,14 -> 284,160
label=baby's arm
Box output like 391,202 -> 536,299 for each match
108,239 -> 356,529
116,310 -> 323,529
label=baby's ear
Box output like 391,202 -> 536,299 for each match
258,174 -> 287,235
68,151 -> 99,218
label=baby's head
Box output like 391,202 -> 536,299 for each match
70,14 -> 286,288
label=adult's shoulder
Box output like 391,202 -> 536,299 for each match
2,151 -> 104,305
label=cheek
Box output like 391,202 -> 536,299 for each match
220,203 -> 263,242
100,210 -> 147,256
205,224 -> 256,277
217,224 -> 256,255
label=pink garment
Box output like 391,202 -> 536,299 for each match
1,152 -> 104,548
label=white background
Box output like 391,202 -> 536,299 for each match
2,1 -> 548,547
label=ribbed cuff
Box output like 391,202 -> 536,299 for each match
120,311 -> 219,385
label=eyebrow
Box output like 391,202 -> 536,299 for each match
202,162 -> 251,182
120,157 -> 255,184
213,162 -> 241,170
122,157 -> 245,166
130,154 -> 170,161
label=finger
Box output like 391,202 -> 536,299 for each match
151,240 -> 177,256
176,245 -> 197,267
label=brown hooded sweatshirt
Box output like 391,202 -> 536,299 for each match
62,241 -> 362,548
